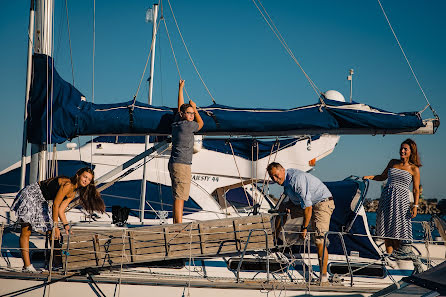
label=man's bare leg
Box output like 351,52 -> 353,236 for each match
316,242 -> 329,282
173,199 -> 184,224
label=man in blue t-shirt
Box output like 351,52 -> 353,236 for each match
267,162 -> 335,283
169,80 -> 204,224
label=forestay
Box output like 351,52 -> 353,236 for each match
27,54 -> 437,145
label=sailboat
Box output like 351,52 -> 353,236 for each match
0,0 -> 443,296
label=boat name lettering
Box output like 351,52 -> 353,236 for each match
192,175 -> 219,182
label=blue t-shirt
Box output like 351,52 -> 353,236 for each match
169,114 -> 199,165
283,168 -> 332,209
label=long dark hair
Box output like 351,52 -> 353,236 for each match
401,138 -> 422,167
70,167 -> 105,213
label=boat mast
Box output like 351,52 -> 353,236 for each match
20,0 -> 36,189
140,3 -> 159,223
30,0 -> 53,184
347,69 -> 354,103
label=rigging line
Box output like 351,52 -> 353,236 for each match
251,0 -> 322,99
158,25 -> 165,106
45,54 -> 49,180
92,0 -> 95,103
48,9 -> 56,180
117,229 -> 125,297
162,17 -> 191,103
251,142 -> 254,204
256,141 -> 259,204
91,0 -> 96,170
77,136 -> 82,162
260,139 -> 277,199
49,1 -> 56,179
53,2 -> 64,62
250,140 -> 260,206
145,199 -> 162,219
377,0 -> 434,115
64,0 -> 75,86
162,17 -> 191,101
420,103 -> 430,114
187,225 -> 193,297
228,141 -> 252,208
102,192 -> 228,215
254,0 -> 321,99
162,18 -> 181,78
166,0 -> 217,104
132,18 -> 162,107
50,144 -> 57,177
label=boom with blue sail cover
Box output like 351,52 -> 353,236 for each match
27,54 -> 438,145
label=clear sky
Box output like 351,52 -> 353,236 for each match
0,1 -> 445,199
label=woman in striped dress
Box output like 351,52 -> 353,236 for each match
363,139 -> 421,254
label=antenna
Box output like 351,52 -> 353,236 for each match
347,69 -> 354,103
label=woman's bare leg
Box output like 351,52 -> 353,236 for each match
385,239 -> 401,254
384,239 -> 394,254
20,224 -> 32,267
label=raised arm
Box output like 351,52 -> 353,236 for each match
189,99 -> 204,131
301,205 -> 312,239
363,160 -> 395,181
411,166 -> 420,218
177,80 -> 185,113
58,193 -> 76,235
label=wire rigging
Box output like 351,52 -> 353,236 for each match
377,0 -> 436,117
132,18 -> 162,107
166,0 -> 216,104
65,0 -> 75,86
90,0 -> 96,169
251,0 -> 322,99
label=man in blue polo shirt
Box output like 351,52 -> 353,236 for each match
267,162 -> 335,283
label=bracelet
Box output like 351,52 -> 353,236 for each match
413,205 -> 418,208
301,225 -> 308,231
63,223 -> 70,228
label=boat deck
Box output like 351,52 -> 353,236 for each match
62,214 -> 274,271
0,269 -> 379,296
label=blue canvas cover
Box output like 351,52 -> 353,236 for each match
28,54 -> 425,144
201,137 -> 308,160
91,135 -> 309,160
325,178 -> 380,259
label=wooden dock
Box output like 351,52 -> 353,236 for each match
62,214 -> 274,271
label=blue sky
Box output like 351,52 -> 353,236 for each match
0,1 -> 445,199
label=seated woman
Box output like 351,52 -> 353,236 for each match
11,167 -> 105,272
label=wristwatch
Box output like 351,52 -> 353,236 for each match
301,225 -> 308,231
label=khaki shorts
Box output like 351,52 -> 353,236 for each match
168,162 -> 192,201
278,198 -> 335,245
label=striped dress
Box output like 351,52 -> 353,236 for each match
375,167 -> 413,242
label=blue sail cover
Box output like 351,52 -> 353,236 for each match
28,54 -> 425,144
90,135 -> 308,160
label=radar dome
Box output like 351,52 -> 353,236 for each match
324,90 -> 345,102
